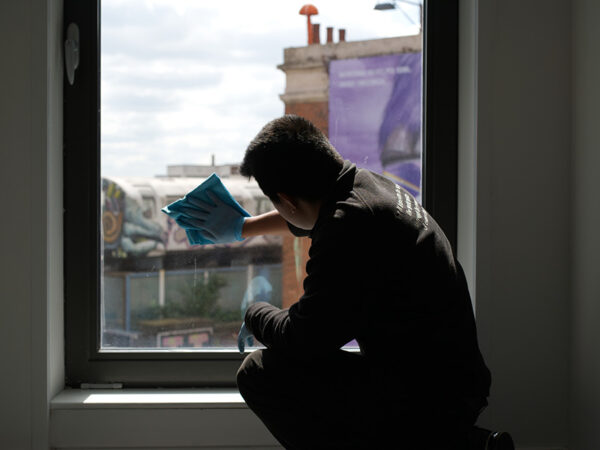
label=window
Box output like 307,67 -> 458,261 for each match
64,0 -> 458,386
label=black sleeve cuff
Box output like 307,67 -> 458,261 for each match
244,302 -> 289,348
244,302 -> 276,335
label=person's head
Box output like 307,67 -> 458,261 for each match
240,115 -> 344,229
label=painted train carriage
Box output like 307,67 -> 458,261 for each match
101,173 -> 283,349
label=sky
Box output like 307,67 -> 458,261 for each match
101,0 -> 422,177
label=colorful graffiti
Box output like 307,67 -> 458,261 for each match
102,179 -> 165,258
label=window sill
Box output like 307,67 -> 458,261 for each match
50,388 -> 281,449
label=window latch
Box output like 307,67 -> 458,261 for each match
64,23 -> 80,85
80,383 -> 123,389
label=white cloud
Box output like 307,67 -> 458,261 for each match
100,0 -> 421,177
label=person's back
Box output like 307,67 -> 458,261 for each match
272,159 -> 491,446
344,167 -> 490,400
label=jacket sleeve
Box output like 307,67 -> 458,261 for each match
245,217 -> 365,353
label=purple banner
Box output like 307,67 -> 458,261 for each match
329,53 -> 422,200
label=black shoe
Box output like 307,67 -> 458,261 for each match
486,431 -> 515,450
468,426 -> 515,450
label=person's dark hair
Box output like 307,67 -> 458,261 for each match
240,115 -> 344,201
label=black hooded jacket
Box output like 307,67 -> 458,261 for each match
245,160 -> 491,399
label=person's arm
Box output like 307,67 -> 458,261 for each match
241,210 -> 294,238
244,218 -> 363,353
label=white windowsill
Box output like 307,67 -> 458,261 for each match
50,388 -> 282,449
51,387 -> 246,409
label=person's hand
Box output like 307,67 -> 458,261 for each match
176,190 -> 247,244
237,322 -> 254,353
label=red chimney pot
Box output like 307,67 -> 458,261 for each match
299,4 -> 319,45
326,27 -> 333,43
312,23 -> 321,44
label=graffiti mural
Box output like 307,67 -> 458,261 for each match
102,178 -> 165,258
102,180 -> 125,247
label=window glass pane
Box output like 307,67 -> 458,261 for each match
100,0 -> 423,350
329,52 -> 422,201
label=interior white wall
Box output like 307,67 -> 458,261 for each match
0,2 -> 33,446
459,0 -> 572,447
570,0 -> 600,449
0,0 -> 64,448
457,0 -> 477,299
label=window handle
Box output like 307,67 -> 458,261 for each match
64,23 -> 80,85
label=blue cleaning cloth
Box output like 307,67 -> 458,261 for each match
161,173 -> 251,245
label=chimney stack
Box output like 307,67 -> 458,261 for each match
326,26 -> 334,43
312,23 -> 320,44
338,28 -> 346,42
299,4 -> 319,45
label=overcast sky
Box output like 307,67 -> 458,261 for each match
101,0 -> 421,177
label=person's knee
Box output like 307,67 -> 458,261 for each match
236,349 -> 264,395
237,348 -> 293,400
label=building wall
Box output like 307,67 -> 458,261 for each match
0,0 -> 64,448
570,0 -> 600,448
285,101 -> 329,136
467,0 -> 572,446
0,2 -> 34,443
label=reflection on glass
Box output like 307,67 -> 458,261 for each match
100,0 -> 423,350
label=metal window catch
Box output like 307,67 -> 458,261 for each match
64,23 -> 80,85
80,383 -> 123,389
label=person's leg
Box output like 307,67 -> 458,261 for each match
236,348 -> 370,449
367,388 -> 485,449
238,349 -> 486,449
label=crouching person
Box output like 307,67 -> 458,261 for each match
187,115 -> 501,449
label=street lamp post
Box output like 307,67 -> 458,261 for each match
374,0 -> 423,33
